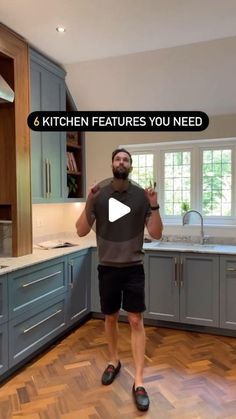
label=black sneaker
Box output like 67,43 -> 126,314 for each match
101,361 -> 121,385
132,384 -> 150,411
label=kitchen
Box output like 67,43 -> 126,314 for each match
1,1 -> 236,417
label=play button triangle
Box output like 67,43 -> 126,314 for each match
108,197 -> 131,222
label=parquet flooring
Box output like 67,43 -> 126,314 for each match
1,319 -> 236,418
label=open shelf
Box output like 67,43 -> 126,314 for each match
66,89 -> 85,199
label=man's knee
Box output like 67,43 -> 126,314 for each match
105,312 -> 119,327
128,312 -> 143,330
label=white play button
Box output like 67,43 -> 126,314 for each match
108,197 -> 131,222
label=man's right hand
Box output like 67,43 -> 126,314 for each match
87,183 -> 101,201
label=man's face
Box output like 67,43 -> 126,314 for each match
112,151 -> 132,180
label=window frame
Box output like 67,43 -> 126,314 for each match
121,137 -> 236,226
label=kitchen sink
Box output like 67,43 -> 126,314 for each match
147,242 -> 216,249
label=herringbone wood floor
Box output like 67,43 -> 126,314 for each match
1,319 -> 236,418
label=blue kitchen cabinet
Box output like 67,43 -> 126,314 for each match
0,274 -> 8,324
220,255 -> 236,329
8,257 -> 67,319
9,293 -> 67,367
146,251 -> 179,322
7,256 -> 68,368
145,251 -> 219,327
180,253 -> 219,327
0,274 -> 8,375
67,249 -> 91,325
0,323 -> 8,375
30,49 -> 66,203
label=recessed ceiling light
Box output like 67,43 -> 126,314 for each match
56,26 -> 66,33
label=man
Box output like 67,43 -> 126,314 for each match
76,148 -> 163,411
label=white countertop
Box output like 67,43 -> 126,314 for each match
1,238 -> 236,276
0,236 -> 96,275
143,241 -> 236,254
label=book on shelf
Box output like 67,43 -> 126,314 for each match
67,151 -> 78,172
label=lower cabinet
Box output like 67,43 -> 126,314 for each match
0,322 -> 8,375
145,251 -> 220,327
67,249 -> 91,325
9,294 -> 67,367
0,274 -> 8,324
220,255 -> 236,329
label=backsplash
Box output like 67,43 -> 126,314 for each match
0,221 -> 12,256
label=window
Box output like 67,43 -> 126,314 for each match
202,149 -> 232,216
164,151 -> 191,216
122,138 -> 236,225
130,153 -> 154,188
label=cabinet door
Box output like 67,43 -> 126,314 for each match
41,69 -> 66,202
146,252 -> 179,322
220,255 -> 236,329
0,274 -> 8,324
0,323 -> 8,375
30,51 -> 66,203
67,250 -> 91,325
180,253 -> 219,327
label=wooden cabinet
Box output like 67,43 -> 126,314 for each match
220,255 -> 236,329
30,49 -> 67,203
67,249 -> 91,325
146,251 -> 220,327
0,24 -> 32,256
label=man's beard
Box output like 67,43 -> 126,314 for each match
112,166 -> 129,180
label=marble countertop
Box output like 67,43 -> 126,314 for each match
143,241 -> 236,254
0,236 -> 96,275
1,237 -> 236,276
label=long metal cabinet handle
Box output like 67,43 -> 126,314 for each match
22,270 -> 62,287
174,257 -> 178,286
69,261 -> 74,288
227,267 -> 236,271
180,257 -> 184,287
45,159 -> 48,198
23,309 -> 62,333
48,161 -> 52,196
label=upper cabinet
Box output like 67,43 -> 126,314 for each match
30,49 -> 85,203
30,49 -> 66,203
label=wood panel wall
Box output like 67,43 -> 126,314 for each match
0,24 -> 32,256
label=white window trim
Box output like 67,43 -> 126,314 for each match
121,137 -> 236,226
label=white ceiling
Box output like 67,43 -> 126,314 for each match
1,0 -> 236,64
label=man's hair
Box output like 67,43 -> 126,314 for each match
112,148 -> 132,165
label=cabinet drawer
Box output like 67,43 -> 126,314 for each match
0,322 -> 8,375
0,275 -> 8,324
9,294 -> 66,367
8,257 -> 67,318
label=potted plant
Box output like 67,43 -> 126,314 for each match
181,201 -> 190,215
67,175 -> 78,197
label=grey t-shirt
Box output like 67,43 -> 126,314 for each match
92,181 -> 151,266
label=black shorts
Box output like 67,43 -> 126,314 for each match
97,264 -> 146,315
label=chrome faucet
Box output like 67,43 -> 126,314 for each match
182,210 -> 205,244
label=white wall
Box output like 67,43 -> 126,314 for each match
33,36 -> 236,242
